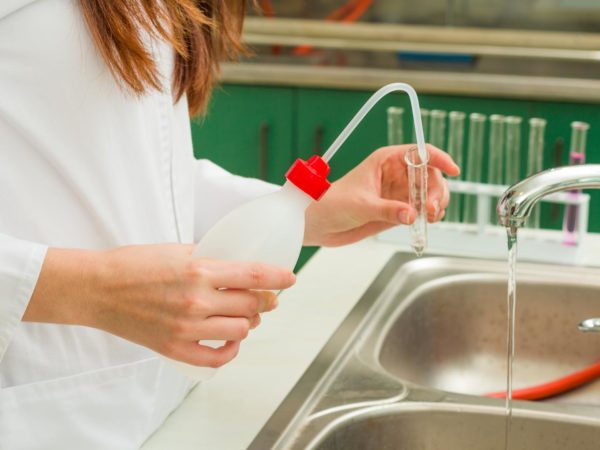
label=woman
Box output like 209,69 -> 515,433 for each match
0,0 -> 458,448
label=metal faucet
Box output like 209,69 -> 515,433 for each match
497,164 -> 600,228
497,164 -> 600,333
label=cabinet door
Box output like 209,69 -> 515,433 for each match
191,84 -> 295,184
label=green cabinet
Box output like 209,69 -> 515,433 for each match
190,85 -> 295,185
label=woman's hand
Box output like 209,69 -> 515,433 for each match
304,144 -> 460,247
24,245 -> 295,368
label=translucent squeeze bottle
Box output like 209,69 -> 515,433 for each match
165,155 -> 332,380
167,83 -> 429,380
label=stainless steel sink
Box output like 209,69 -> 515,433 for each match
378,270 -> 600,404
249,253 -> 600,449
309,403 -> 600,450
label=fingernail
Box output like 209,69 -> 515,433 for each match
433,200 -> 440,217
400,210 -> 410,224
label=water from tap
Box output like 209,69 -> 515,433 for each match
505,226 -> 518,450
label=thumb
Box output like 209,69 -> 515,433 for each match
372,199 -> 416,225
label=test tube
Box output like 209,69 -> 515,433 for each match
563,121 -> 590,245
505,116 -> 523,185
412,109 -> 430,143
488,115 -> 505,184
446,111 -> 465,223
527,118 -> 547,228
429,110 -> 447,149
488,115 -> 505,223
463,113 -> 487,224
387,107 -> 405,145
405,146 -> 427,256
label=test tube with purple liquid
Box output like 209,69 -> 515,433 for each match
563,121 -> 590,245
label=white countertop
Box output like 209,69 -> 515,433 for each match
142,232 -> 600,450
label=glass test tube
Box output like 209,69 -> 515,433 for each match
463,113 -> 487,224
387,107 -> 405,145
488,115 -> 505,184
505,116 -> 523,185
563,121 -> 590,245
527,118 -> 547,228
429,110 -> 447,149
446,111 -> 465,223
412,109 -> 430,143
488,115 -> 505,223
405,146 -> 427,256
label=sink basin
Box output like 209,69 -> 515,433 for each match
309,403 -> 600,450
379,273 -> 600,403
249,253 -> 600,449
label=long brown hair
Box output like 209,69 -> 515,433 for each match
78,0 -> 246,116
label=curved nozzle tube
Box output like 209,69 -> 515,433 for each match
497,165 -> 600,228
322,83 -> 429,165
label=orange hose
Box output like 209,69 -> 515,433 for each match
258,0 -> 276,17
257,0 -> 282,54
327,0 -> 362,21
259,0 -> 375,57
340,0 -> 374,23
486,360 -> 600,401
293,0 -> 374,56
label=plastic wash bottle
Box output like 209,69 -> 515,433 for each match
165,155 -> 331,380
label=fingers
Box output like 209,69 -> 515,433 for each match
172,340 -> 241,368
424,144 -> 460,177
182,316 -> 252,341
209,289 -> 278,318
426,169 -> 450,222
199,260 -> 296,290
372,199 -> 416,225
249,314 -> 261,329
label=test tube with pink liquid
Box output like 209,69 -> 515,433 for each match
563,121 -> 590,245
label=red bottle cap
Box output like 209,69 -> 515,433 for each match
285,155 -> 331,201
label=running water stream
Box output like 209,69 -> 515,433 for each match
505,226 -> 518,450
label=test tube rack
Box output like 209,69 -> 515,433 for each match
378,180 -> 591,265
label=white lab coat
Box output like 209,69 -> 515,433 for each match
0,1 -> 276,448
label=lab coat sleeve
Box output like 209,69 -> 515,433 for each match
0,234 -> 47,362
193,159 -> 279,240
